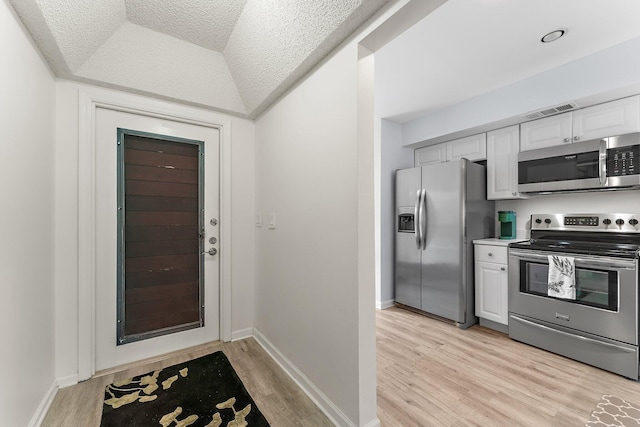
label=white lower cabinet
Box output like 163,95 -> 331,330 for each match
474,243 -> 509,328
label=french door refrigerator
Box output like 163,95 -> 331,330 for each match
395,159 -> 494,329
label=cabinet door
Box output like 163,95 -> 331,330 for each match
520,113 -> 572,151
415,144 -> 446,166
475,261 -> 508,325
447,133 -> 487,162
572,96 -> 640,142
487,125 -> 520,200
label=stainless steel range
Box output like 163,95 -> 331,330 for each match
508,213 -> 640,379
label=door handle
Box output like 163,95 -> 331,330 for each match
203,248 -> 217,256
414,189 -> 422,250
420,189 -> 427,250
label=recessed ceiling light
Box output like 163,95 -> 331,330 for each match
541,29 -> 566,43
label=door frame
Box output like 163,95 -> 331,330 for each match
77,87 -> 232,381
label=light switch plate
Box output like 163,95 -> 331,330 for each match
255,213 -> 262,227
268,213 -> 276,229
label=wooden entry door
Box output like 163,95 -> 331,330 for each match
95,108 -> 220,372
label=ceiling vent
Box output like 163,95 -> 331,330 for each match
523,102 -> 579,120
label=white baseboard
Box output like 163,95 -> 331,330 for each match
28,381 -> 57,427
56,373 -> 78,389
376,299 -> 395,310
362,418 -> 382,427
253,328 -> 356,427
231,327 -> 254,342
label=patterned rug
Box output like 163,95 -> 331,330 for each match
100,351 -> 270,426
586,395 -> 640,427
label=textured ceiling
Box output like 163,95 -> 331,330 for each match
9,0 -> 390,117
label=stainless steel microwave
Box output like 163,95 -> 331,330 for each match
518,133 -> 640,194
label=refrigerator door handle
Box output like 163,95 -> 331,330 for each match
414,189 -> 422,249
420,189 -> 427,250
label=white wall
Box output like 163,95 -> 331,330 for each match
401,36 -> 640,147
254,41 -> 361,424
0,0 -> 56,425
377,119 -> 413,307
252,6 -> 404,423
53,81 -> 256,382
497,192 -> 640,239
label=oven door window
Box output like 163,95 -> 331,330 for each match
521,262 -> 618,311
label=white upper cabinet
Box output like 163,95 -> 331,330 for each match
520,113 -> 572,151
487,125 -> 521,200
414,143 -> 447,166
572,96 -> 640,142
446,133 -> 487,162
415,133 -> 486,167
521,96 -> 640,151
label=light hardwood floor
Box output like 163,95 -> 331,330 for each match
41,338 -> 333,426
42,308 -> 640,426
377,306 -> 640,426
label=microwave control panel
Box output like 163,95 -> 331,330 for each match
607,145 -> 639,176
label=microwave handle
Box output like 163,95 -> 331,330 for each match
599,139 -> 607,186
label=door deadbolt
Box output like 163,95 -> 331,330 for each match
210,218 -> 218,226
203,248 -> 217,256
209,237 -> 217,244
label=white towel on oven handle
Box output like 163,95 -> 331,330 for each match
547,255 -> 576,300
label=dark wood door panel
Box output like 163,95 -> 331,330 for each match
124,149 -> 198,170
125,164 -> 198,184
126,211 -> 198,227
119,131 -> 204,343
125,309 -> 200,336
125,225 -> 198,242
125,293 -> 200,320
125,268 -> 199,289
125,196 -> 198,212
125,253 -> 199,274
126,239 -> 198,258
125,281 -> 199,305
124,136 -> 199,157
125,180 -> 198,198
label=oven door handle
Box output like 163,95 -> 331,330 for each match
510,314 -> 636,353
509,249 -> 637,269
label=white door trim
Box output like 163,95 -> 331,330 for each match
77,87 -> 233,381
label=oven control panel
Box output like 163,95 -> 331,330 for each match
531,213 -> 640,232
564,216 -> 599,226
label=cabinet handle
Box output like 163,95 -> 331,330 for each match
574,136 -> 580,141
563,137 -> 570,143
500,267 -> 506,271
488,252 -> 493,257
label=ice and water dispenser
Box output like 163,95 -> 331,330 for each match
398,208 -> 415,232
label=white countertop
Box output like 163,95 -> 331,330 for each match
473,238 -> 528,247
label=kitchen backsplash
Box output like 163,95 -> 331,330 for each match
495,190 -> 640,239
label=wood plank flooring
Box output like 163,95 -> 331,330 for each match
377,306 -> 640,426
43,307 -> 640,426
41,338 -> 333,427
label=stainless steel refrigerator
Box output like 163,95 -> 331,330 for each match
395,159 -> 494,329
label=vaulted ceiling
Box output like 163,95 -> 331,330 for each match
9,0 -> 389,118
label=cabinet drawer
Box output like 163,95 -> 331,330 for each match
475,245 -> 508,263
